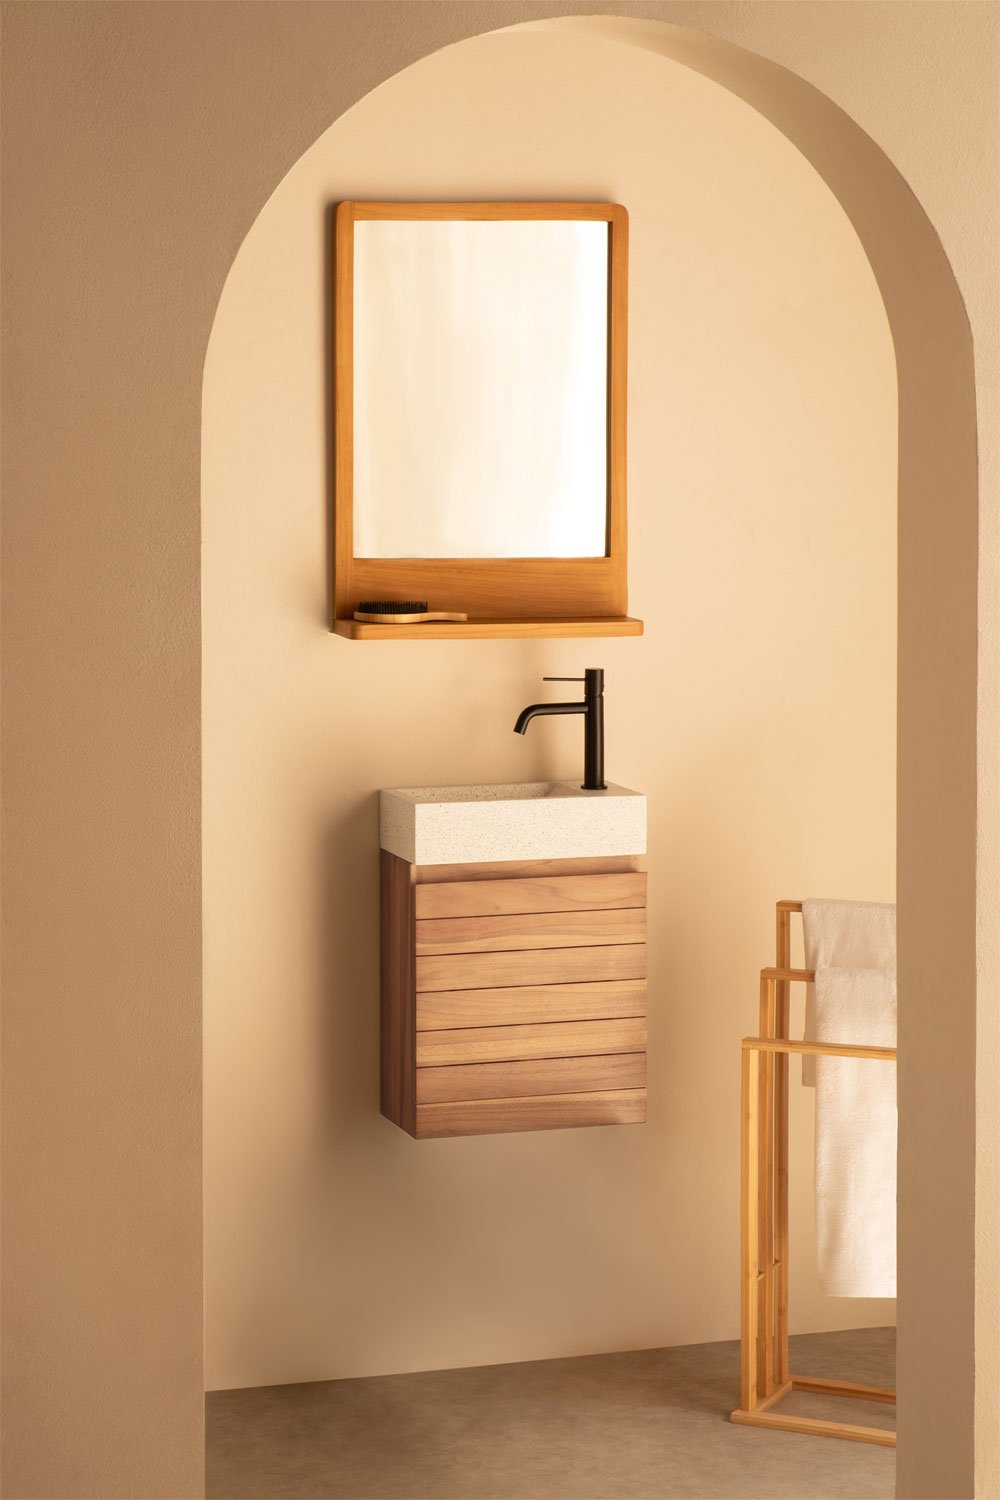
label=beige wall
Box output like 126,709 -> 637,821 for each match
203,27 -> 898,1391
2,3 -> 996,1498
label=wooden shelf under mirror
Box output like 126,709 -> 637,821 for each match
335,616 -> 643,641
333,201 -> 641,640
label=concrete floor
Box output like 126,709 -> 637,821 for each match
206,1326 -> 895,1499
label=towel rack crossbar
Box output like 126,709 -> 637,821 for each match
745,1037 -> 896,1062
730,901 -> 897,1449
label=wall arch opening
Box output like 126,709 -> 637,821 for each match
203,17 -> 978,1493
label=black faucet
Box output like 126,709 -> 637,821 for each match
513,668 -> 607,791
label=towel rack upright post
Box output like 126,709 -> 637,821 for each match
774,902 -> 793,1386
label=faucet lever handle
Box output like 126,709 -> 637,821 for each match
542,676 -> 584,682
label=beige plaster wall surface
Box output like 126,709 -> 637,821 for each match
203,27 -> 898,1393
2,3 -> 997,1498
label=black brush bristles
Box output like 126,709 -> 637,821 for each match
356,601 -> 428,615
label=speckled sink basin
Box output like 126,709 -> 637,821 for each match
380,781 -> 646,866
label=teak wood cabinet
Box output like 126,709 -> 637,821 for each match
380,853 -> 647,1138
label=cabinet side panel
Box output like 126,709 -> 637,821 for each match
380,850 -> 416,1134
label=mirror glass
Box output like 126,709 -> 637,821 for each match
352,219 -> 609,559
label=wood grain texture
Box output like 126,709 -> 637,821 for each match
333,201 -> 355,632
381,853 -> 649,1140
416,943 -> 647,994
415,1088 -> 646,1139
332,202 -> 635,637
416,1016 -> 647,1067
792,1376 -> 896,1404
416,1051 -> 646,1104
758,970 -> 776,1399
748,1038 -> 896,1061
607,201 -> 628,613
414,872 -> 646,919
740,1040 -> 760,1413
342,561 -> 618,618
346,202 -> 624,221
334,615 -> 643,640
416,978 -> 646,1031
729,1408 -> 895,1448
414,906 -> 646,957
732,908 -> 898,1445
775,904 -> 791,1386
415,855 -> 642,884
379,850 -> 416,1136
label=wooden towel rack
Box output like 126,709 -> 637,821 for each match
729,900 -> 897,1447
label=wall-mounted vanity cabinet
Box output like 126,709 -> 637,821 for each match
334,202 -> 641,640
379,784 -> 648,1138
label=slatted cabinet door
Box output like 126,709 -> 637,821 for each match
380,853 -> 647,1138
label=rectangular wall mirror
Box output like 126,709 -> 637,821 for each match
333,202 -> 641,639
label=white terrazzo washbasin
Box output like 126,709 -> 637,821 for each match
380,781 -> 646,866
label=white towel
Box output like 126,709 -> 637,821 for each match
801,899 -> 895,1085
814,967 -> 897,1297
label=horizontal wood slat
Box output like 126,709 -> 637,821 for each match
416,944 -> 647,994
416,978 -> 646,1031
417,1052 -> 646,1104
414,872 -> 646,920
416,1089 -> 646,1138
416,1016 -> 647,1067
415,907 -> 646,957
414,855 -> 641,884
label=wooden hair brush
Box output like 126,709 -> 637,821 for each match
353,600 -> 468,624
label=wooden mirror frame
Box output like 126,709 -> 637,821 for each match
332,201 -> 641,640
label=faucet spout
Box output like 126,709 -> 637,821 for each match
513,702 -> 584,735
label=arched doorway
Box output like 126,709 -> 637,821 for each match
203,16 -> 979,1496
